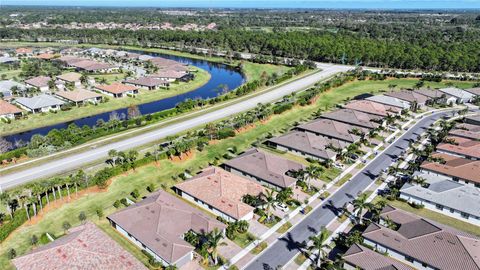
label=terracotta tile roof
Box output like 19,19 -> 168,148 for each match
107,191 -> 225,265
437,136 -> 480,159
344,100 -> 401,117
343,243 -> 414,270
57,56 -> 85,65
384,90 -> 430,104
25,76 -> 51,88
56,72 -> 82,82
16,48 -> 33,54
34,53 -> 56,60
224,148 -> 303,189
12,222 -> 147,270
175,167 -> 265,220
71,60 -> 114,71
364,207 -> 480,270
268,131 -> 347,160
96,83 -> 138,94
151,70 -> 188,79
296,118 -> 365,143
466,87 -> 480,96
55,90 -> 101,103
449,125 -> 480,140
124,77 -> 167,87
420,152 -> 480,184
0,100 -> 22,115
320,109 -> 382,129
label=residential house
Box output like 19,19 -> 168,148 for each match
439,87 -> 475,103
449,124 -> 480,141
0,100 -> 22,120
465,87 -> 480,97
400,173 -> 480,226
0,56 -> 19,64
223,148 -> 304,190
343,243 -> 414,270
267,131 -> 348,161
320,109 -> 383,130
138,54 -> 155,61
384,90 -> 430,110
295,118 -> 365,143
465,115 -> 480,126
15,47 -> 33,56
174,167 -> 265,222
25,76 -> 51,92
343,100 -> 402,117
414,88 -> 457,105
15,94 -> 65,113
34,53 -> 56,60
12,222 -> 147,270
55,89 -> 102,105
71,60 -> 116,73
95,83 -> 139,98
107,191 -> 226,268
436,136 -> 480,160
124,77 -> 168,90
362,206 -> 480,270
56,72 -> 83,87
366,95 -> 411,110
56,55 -> 85,67
0,80 -> 26,98
420,152 -> 480,187
150,70 -> 190,82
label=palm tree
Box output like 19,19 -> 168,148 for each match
0,192 -> 13,219
351,192 -> 372,224
261,190 -> 277,222
19,195 -> 30,221
308,227 -> 330,269
302,165 -> 323,191
206,228 -> 226,265
31,183 -> 43,213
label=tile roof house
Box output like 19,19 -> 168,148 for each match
12,222 -> 147,270
449,124 -> 480,141
295,118 -> 365,143
414,88 -> 457,105
344,99 -> 402,117
107,191 -> 225,268
267,131 -> 348,161
363,206 -> 480,270
150,70 -> 189,82
466,115 -> 480,126
384,90 -> 430,107
25,76 -> 51,92
174,167 -> 265,222
439,87 -> 475,103
366,95 -> 411,109
55,90 -> 102,105
0,100 -> 22,119
465,87 -> 480,97
400,174 -> 480,226
34,53 -> 56,60
14,94 -> 65,113
124,76 -> 168,90
343,243 -> 414,270
420,152 -> 480,187
57,55 -> 85,66
56,72 -> 82,86
437,136 -> 480,160
0,56 -> 19,64
223,148 -> 304,190
0,80 -> 26,98
71,60 -> 116,73
15,47 -> 33,56
320,109 -> 383,130
95,83 -> 139,98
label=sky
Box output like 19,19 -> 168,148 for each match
2,0 -> 480,9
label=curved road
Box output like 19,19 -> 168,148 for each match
0,64 -> 351,190
244,109 -> 458,270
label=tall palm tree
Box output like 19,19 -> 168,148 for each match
352,193 -> 371,224
308,227 -> 330,269
302,165 -> 323,191
19,195 -> 30,221
206,228 -> 226,265
31,183 -> 43,213
261,190 -> 277,222
0,192 -> 13,219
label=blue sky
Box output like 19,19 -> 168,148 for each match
2,0 -> 480,9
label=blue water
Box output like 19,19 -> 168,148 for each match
5,51 -> 245,144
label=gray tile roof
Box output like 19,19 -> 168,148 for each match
224,148 -> 303,189
296,118 -> 364,143
439,87 -> 475,100
0,80 -> 26,95
320,109 -> 383,129
343,243 -> 414,270
15,94 -> 65,110
366,95 -> 411,109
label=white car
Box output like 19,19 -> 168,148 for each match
276,203 -> 289,212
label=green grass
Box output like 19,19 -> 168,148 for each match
232,232 -> 256,249
250,241 -> 268,255
1,76 -> 478,269
320,167 -> 342,182
276,221 -> 292,234
384,199 -> 480,237
0,67 -> 210,135
335,173 -> 352,187
294,253 -> 308,266
0,69 -> 21,80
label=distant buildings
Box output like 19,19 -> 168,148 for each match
384,90 -> 429,109
295,118 -> 364,143
25,76 -> 51,92
366,95 -> 411,110
95,83 -> 139,98
439,87 -> 475,103
320,109 -> 383,130
124,77 -> 168,90
56,72 -> 82,86
12,222 -> 147,270
344,100 -> 402,117
55,90 -> 102,105
14,94 -> 65,113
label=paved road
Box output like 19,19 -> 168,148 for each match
244,110 -> 457,270
0,64 -> 350,190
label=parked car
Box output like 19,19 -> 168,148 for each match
276,203 -> 289,212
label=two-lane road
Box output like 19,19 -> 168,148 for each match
0,64 -> 351,190
244,110 -> 456,270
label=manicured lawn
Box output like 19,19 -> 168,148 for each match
335,173 -> 352,187
276,221 -> 292,234
0,69 -> 21,80
320,167 -> 342,182
384,199 -> 480,237
232,232 -> 257,249
250,241 -> 268,255
0,67 -> 210,135
1,76 -> 478,269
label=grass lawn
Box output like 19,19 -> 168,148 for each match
250,241 -> 268,255
0,69 -> 21,80
320,167 -> 341,182
0,67 -> 210,135
276,221 -> 292,234
231,232 -> 256,249
1,76 -> 478,269
335,174 -> 352,187
294,252 -> 308,266
384,199 -> 480,237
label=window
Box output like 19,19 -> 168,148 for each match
435,204 -> 443,210
450,208 -> 455,213
461,212 -> 470,219
405,256 -> 414,263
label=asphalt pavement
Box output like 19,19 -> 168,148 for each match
244,110 -> 456,270
0,64 -> 350,190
